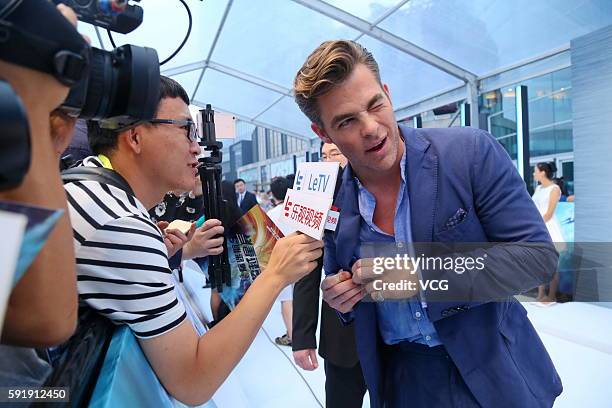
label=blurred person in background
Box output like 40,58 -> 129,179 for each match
60,119 -> 93,170
234,178 -> 257,214
321,141 -> 348,168
533,162 -> 565,304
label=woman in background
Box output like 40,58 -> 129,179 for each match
532,162 -> 565,304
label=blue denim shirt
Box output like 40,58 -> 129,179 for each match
355,148 -> 441,347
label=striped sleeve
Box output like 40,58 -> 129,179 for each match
76,215 -> 186,338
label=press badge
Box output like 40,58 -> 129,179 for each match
324,206 -> 340,232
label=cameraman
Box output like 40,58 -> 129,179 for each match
0,3 -> 80,347
66,76 -> 322,405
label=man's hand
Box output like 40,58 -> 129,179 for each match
351,258 -> 379,285
158,221 -> 196,258
266,233 -> 323,287
182,219 -> 224,259
352,257 -> 418,302
321,271 -> 365,314
293,349 -> 319,371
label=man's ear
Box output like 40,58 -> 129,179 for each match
120,127 -> 143,154
311,122 -> 333,144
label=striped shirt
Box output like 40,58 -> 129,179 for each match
64,156 -> 186,338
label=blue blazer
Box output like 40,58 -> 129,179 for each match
324,125 -> 563,408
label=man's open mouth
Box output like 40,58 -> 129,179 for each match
366,137 -> 386,153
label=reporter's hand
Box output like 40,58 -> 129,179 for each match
158,221 -> 195,258
266,232 -> 323,287
183,219 -> 224,259
293,349 -> 319,371
321,270 -> 366,314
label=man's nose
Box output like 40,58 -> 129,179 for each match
360,113 -> 379,138
190,140 -> 201,155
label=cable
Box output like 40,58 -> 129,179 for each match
0,0 -> 22,18
261,326 -> 325,408
106,0 -> 193,65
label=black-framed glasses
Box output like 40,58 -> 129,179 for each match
147,119 -> 199,143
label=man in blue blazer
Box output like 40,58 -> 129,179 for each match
293,40 -> 563,407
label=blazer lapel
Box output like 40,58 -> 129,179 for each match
401,125 -> 438,243
334,164 -> 361,270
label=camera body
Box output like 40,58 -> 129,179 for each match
52,0 -> 143,34
0,0 -> 159,190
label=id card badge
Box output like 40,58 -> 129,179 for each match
324,206 -> 340,232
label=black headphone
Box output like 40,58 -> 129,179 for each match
0,0 -> 90,191
0,78 -> 29,190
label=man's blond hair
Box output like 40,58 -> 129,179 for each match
293,40 -> 381,127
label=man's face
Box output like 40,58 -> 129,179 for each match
321,142 -> 348,168
235,181 -> 246,194
311,64 -> 402,178
139,97 -> 201,193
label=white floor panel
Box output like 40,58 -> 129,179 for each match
212,301 -> 325,408
540,332 -> 612,407
181,264 -> 611,408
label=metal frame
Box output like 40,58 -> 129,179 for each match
162,60 -> 292,96
190,0 -> 234,101
252,95 -> 287,121
394,85 -> 467,120
207,61 -> 292,96
515,85 -> 530,181
353,0 -> 411,42
157,1 -> 581,144
291,0 -> 477,83
163,0 -> 486,134
460,102 -> 471,127
479,44 -> 570,82
479,48 -> 571,94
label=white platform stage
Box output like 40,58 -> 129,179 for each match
179,263 -> 612,408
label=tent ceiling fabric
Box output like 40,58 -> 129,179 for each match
78,0 -> 612,139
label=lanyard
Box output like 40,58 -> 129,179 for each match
98,154 -> 113,170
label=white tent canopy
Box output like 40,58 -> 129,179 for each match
78,0 -> 612,139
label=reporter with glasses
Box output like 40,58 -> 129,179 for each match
66,76 -> 323,405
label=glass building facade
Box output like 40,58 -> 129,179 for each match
479,67 -> 574,194
224,120 -> 310,190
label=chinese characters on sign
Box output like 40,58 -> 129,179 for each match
284,201 -> 325,231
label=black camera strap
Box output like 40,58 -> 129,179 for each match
61,166 -> 135,197
0,0 -> 88,86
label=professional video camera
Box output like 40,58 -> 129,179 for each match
0,0 -> 159,191
51,0 -> 143,34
